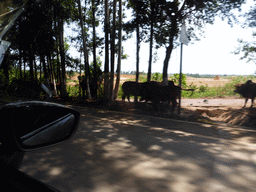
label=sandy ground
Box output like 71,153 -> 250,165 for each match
1,97 -> 254,128
181,98 -> 245,107
181,98 -> 256,128
117,98 -> 256,128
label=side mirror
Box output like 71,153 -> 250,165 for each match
0,101 -> 80,151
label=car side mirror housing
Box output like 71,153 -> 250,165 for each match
0,101 -> 80,151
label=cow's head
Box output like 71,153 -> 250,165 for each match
234,83 -> 244,93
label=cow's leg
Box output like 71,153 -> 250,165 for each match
243,98 -> 248,108
157,103 -> 161,114
171,99 -> 177,113
152,101 -> 160,114
250,97 -> 254,108
127,95 -> 130,102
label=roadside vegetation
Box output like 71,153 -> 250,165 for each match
182,75 -> 256,99
1,68 -> 256,102
65,73 -> 256,100
116,73 -> 256,100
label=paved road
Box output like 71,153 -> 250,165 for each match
19,105 -> 256,192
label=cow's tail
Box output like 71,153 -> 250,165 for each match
180,88 -> 195,96
181,88 -> 195,92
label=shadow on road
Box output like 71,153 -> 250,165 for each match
19,106 -> 256,192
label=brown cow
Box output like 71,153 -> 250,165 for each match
122,81 -> 164,102
78,75 -> 103,98
234,80 -> 256,108
140,81 -> 180,113
122,81 -> 143,102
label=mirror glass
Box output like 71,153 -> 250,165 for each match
20,113 -> 75,147
3,101 -> 80,150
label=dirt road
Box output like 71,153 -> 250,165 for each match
181,98 -> 245,107
19,105 -> 256,192
180,99 -> 256,127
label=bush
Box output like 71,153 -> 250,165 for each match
199,85 -> 208,92
170,73 -> 187,87
152,72 -> 163,81
67,85 -> 80,97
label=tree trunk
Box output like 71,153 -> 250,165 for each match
50,54 -> 58,96
135,10 -> 140,83
110,0 -> 117,101
54,7 -> 61,86
163,42 -> 173,85
78,0 -> 91,99
47,54 -> 58,95
41,55 -> 50,91
2,50 -> 9,88
147,20 -> 153,82
39,59 -> 42,82
34,55 -> 37,83
104,0 -> 110,101
19,48 -> 22,80
28,44 -> 34,83
114,0 -> 122,99
147,0 -> 155,82
134,20 -> 140,103
92,0 -> 98,98
162,16 -> 177,85
59,18 -> 67,98
23,54 -> 26,81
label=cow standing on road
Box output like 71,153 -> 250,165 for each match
140,81 -> 180,113
234,80 -> 256,108
122,80 -> 193,113
78,75 -> 102,99
122,81 -> 143,102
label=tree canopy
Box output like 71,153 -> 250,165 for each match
233,1 -> 256,65
0,0 -> 246,100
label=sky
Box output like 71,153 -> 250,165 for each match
67,0 -> 256,76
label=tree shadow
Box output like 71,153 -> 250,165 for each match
19,106 -> 256,192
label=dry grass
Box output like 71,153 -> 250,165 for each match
67,73 -> 232,89
186,77 -> 230,87
119,74 -> 230,88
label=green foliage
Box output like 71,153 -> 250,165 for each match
118,84 -> 124,98
67,71 -> 76,79
152,72 -> 163,81
233,39 -> 256,64
199,84 -> 208,92
67,85 -> 80,97
89,56 -> 103,78
170,73 -> 187,88
181,75 -> 256,98
187,82 -> 198,91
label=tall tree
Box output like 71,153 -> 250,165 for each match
153,0 -> 246,85
109,0 -> 117,101
92,0 -> 97,98
146,0 -> 159,82
233,2 -> 256,65
126,0 -> 147,83
114,0 -> 122,99
104,0 -> 110,100
78,0 -> 91,99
